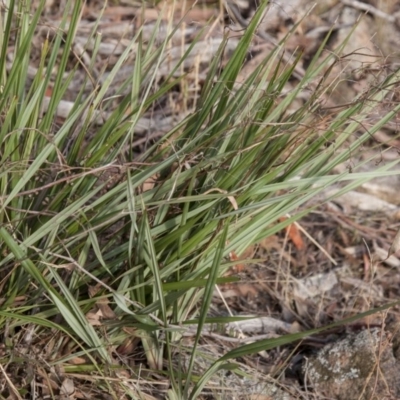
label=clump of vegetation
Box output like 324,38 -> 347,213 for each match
1,0 -> 400,398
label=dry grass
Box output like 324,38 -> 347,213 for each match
2,1 -> 400,399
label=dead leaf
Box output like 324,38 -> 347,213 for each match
86,309 -> 103,326
386,226 -> 400,260
87,287 -> 117,319
117,337 -> 140,355
228,244 -> 255,273
228,250 -> 243,272
88,284 -> 100,298
217,285 -> 258,299
60,378 -> 75,398
290,321 -> 302,333
97,302 -> 117,320
141,175 -> 158,192
374,244 -> 400,267
279,217 -> 305,250
45,86 -> 53,97
258,235 -> 280,251
68,357 -> 87,365
36,367 -> 59,391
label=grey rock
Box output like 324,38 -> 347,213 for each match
303,328 -> 400,400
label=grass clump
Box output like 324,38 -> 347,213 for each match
1,1 -> 400,398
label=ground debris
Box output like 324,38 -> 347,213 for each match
303,328 -> 400,400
